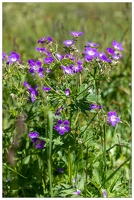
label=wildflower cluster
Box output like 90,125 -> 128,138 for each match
2,31 -> 122,142
2,31 -> 122,140
2,30 -> 125,198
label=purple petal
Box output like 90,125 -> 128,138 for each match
38,36 -> 52,44
43,86 -> 51,92
63,40 -> 74,47
55,53 -> 64,61
57,120 -> 63,124
112,40 -> 124,51
29,132 -> 39,138
106,47 -> 115,54
70,31 -> 83,37
2,52 -> 6,61
65,89 -> 70,96
58,168 -> 64,173
87,42 -> 99,47
64,120 -> 70,125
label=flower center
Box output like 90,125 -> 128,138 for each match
87,50 -> 95,55
59,124 -> 65,130
111,116 -> 116,122
11,57 -> 17,62
33,65 -> 39,70
35,139 -> 41,145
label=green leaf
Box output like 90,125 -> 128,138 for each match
3,163 -> 27,179
22,155 -> 30,165
86,94 -> 101,103
101,156 -> 131,188
93,168 -> 102,186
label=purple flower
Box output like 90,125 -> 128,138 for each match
43,86 -> 51,92
23,81 -> 32,91
63,40 -> 74,47
74,189 -> 81,195
32,138 -> 45,149
29,131 -> 45,149
44,57 -> 54,64
28,59 -> 44,77
2,52 -> 6,61
65,89 -> 70,96
36,48 -> 52,56
108,111 -> 120,126
112,53 -> 122,60
84,47 -> 98,60
55,53 -> 64,61
58,168 -> 64,173
61,62 -> 82,75
28,59 -> 42,67
70,31 -> 83,37
86,42 -> 99,47
30,90 -> 38,102
106,47 -> 115,54
65,54 -> 76,60
55,106 -> 64,116
112,40 -> 124,51
102,189 -> 107,198
61,65 -> 74,75
72,61 -> 83,73
8,52 -> 20,64
38,36 -> 52,44
46,51 -> 52,57
98,52 -> 112,63
89,104 -> 102,110
23,81 -> 38,102
54,120 -> 70,135
29,132 -> 39,138
36,47 -> 47,53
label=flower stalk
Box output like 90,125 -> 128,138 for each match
47,111 -> 54,197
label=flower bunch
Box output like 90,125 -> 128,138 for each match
2,30 -> 125,198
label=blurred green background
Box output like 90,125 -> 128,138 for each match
2,2 -> 131,61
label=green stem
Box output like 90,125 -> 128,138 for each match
68,147 -> 72,184
39,76 -> 65,97
73,112 -> 80,127
103,124 -> 106,187
47,111 -> 54,197
79,73 -> 82,85
100,156 -> 131,189
21,187 -> 26,197
76,84 -> 93,97
3,163 -> 27,179
85,144 -> 88,197
80,112 -> 98,135
43,79 -> 58,94
106,143 -> 131,152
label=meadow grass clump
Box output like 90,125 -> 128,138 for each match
2,30 -> 131,197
